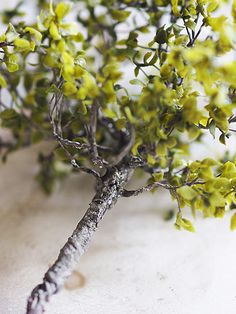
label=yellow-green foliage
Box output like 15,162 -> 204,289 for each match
1,0 -> 236,230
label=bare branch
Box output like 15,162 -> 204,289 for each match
49,92 -> 101,179
70,158 -> 101,179
122,179 -> 205,197
122,181 -> 171,197
111,123 -> 135,166
172,188 -> 182,214
88,99 -> 108,167
54,129 -> 101,179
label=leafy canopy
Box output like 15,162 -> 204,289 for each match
1,0 -> 236,231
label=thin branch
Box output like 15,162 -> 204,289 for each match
185,26 -> 193,46
49,91 -> 101,179
122,179 -> 205,197
111,123 -> 135,166
172,188 -> 182,214
89,100 -> 99,161
191,21 -> 205,45
70,158 -> 101,179
0,41 -> 14,48
54,129 -> 101,179
122,181 -> 171,197
88,99 -> 108,167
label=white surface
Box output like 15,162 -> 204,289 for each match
1,145 -> 236,314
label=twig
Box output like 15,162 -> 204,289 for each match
122,179 -> 205,197
122,181 -> 171,197
88,99 -> 107,167
111,123 -> 135,166
49,91 -> 101,179
172,188 -> 182,214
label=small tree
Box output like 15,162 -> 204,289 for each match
1,0 -> 236,313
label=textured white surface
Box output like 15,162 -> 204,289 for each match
1,144 -> 236,314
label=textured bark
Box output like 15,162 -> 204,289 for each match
26,163 -> 133,314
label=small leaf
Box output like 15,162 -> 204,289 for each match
14,38 -> 31,51
5,23 -> 19,42
181,218 -> 195,232
214,207 -> 225,218
149,52 -> 158,65
155,28 -> 167,44
143,51 -> 152,64
152,172 -> 164,181
171,0 -> 180,17
55,2 -> 72,21
63,82 -> 77,96
110,10 -> 131,22
230,213 -> 236,231
219,133 -> 226,145
24,26 -> 42,42
0,108 -> 18,120
129,79 -> 144,86
134,66 -> 140,77
175,212 -> 195,232
178,186 -> 198,201
0,74 -> 7,88
209,120 -> 216,138
49,22 -> 61,40
233,0 -> 236,23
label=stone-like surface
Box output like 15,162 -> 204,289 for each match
1,144 -> 236,314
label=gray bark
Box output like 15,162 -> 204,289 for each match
26,162 -> 133,314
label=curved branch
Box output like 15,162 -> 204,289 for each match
111,123 -> 135,166
122,181 -> 171,197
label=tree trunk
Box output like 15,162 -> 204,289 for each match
26,163 -> 133,314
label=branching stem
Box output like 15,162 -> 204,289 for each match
26,161 -> 134,314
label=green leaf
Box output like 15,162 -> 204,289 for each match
49,22 -> 61,40
214,207 -> 225,218
5,53 -> 19,72
5,23 -> 19,42
14,38 -> 31,51
149,52 -> 158,65
209,120 -> 216,138
202,158 -> 219,166
155,28 -> 167,44
152,172 -> 164,181
0,74 -> 7,88
219,133 -> 226,145
55,2 -> 72,21
175,213 -> 195,232
143,51 -> 152,64
129,79 -> 144,86
185,19 -> 196,32
178,186 -> 198,201
131,139 -> 142,155
233,0 -> 236,23
181,218 -> 195,232
230,213 -> 236,231
134,66 -> 140,77
24,27 -> 42,42
171,0 -> 180,16
110,10 -> 131,22
62,82 -> 77,96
